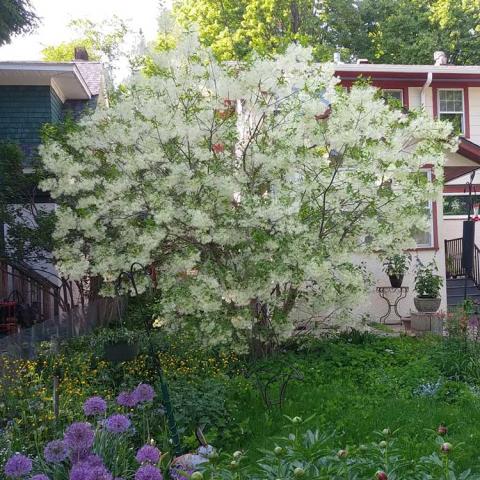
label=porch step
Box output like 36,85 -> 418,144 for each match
447,277 -> 480,307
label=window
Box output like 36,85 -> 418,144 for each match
412,170 -> 434,248
444,194 -> 476,216
383,89 -> 403,103
382,89 -> 404,109
438,89 -> 464,134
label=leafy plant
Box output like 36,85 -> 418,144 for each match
383,253 -> 411,277
415,260 -> 443,298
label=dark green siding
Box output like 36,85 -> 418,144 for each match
0,85 -> 64,162
51,88 -> 63,123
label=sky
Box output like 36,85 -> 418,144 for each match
0,0 -> 171,61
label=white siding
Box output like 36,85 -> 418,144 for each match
468,87 -> 480,144
408,87 -> 422,109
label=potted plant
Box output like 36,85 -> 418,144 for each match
414,260 -> 443,312
96,328 -> 142,363
382,253 -> 410,288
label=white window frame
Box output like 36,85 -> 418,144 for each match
415,169 -> 435,248
438,88 -> 465,134
383,89 -> 404,105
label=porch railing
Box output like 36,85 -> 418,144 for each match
445,237 -> 480,287
0,257 -> 77,334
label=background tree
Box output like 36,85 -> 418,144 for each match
0,0 -> 38,46
0,142 -> 55,264
40,31 -> 453,355
41,16 -> 132,87
173,0 -> 366,61
173,0 -> 480,64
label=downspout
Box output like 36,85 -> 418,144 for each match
421,71 -> 433,108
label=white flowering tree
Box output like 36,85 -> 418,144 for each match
41,32 -> 454,353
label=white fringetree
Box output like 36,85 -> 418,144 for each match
41,32 -> 454,353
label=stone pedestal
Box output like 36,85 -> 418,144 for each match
410,312 -> 443,335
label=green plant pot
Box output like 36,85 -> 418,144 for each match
414,297 -> 441,313
103,341 -> 139,363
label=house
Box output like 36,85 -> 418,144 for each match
0,49 -> 105,338
333,53 -> 480,321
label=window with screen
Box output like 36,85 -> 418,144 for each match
438,89 -> 464,135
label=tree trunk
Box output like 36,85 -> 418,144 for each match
290,1 -> 300,35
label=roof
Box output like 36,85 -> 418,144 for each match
73,61 -> 103,96
444,166 -> 480,183
458,138 -> 480,165
334,63 -> 480,87
334,64 -> 480,75
0,61 -> 104,100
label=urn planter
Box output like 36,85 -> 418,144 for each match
414,297 -> 441,313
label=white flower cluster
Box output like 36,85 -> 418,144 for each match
40,31 -> 454,349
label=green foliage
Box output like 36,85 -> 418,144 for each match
415,260 -> 444,298
41,16 -> 128,62
0,0 -> 38,46
6,329 -> 480,473
0,142 -> 55,261
172,0 -> 367,61
173,0 -> 480,64
203,421 -> 480,479
382,253 -> 411,277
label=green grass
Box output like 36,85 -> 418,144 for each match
226,335 -> 480,470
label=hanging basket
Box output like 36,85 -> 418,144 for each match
103,341 -> 139,363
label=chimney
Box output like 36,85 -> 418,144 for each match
333,51 -> 341,64
356,58 -> 370,64
434,51 -> 448,66
74,46 -> 89,61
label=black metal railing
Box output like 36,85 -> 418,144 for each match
445,237 -> 480,287
445,238 -> 464,278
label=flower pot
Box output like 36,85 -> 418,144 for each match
103,341 -> 139,363
388,274 -> 404,288
414,297 -> 441,313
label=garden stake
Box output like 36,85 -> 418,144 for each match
115,262 -> 182,456
51,336 -> 60,420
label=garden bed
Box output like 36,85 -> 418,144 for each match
2,330 -> 480,477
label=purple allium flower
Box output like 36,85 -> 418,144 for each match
44,439 -> 68,463
105,414 -> 131,434
69,448 -> 92,465
31,476 -> 50,480
136,445 -> 161,464
88,466 -> 113,480
116,391 -> 138,408
4,454 -> 32,478
70,459 -> 112,480
64,422 -> 95,451
81,454 -> 104,468
83,396 -> 107,416
135,465 -> 163,480
70,464 -> 89,480
169,463 -> 194,480
134,384 -> 155,403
